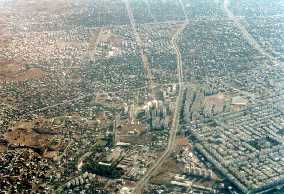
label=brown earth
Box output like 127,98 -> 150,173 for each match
5,127 -> 50,148
0,15 -> 12,47
176,137 -> 189,146
5,120 -> 49,147
14,68 -> 44,81
14,0 -> 72,13
150,157 -> 183,184
3,119 -> 63,159
0,144 -> 7,153
0,61 -> 44,83
204,92 -> 226,105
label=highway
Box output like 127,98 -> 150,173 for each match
124,0 -> 156,99
178,0 -> 189,22
224,0 -> 279,66
134,21 -> 187,194
143,0 -> 157,23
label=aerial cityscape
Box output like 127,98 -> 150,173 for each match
0,0 -> 283,193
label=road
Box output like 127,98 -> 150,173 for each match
124,0 -> 156,99
25,95 -> 88,115
224,0 -> 279,66
20,80 -> 191,118
14,14 -> 284,32
134,22 -> 187,194
37,28 -> 103,71
178,0 -> 189,21
143,0 -> 157,23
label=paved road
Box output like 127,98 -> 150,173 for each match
134,21 -> 187,194
124,0 -> 156,99
20,80 -> 192,118
11,13 -> 284,29
25,95 -> 88,115
224,0 -> 279,66
178,0 -> 189,21
142,0 -> 157,23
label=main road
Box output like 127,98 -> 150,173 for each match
124,0 -> 156,99
134,21 -> 187,194
224,0 -> 279,66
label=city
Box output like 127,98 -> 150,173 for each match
0,0 -> 283,193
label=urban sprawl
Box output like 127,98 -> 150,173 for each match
0,0 -> 283,193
